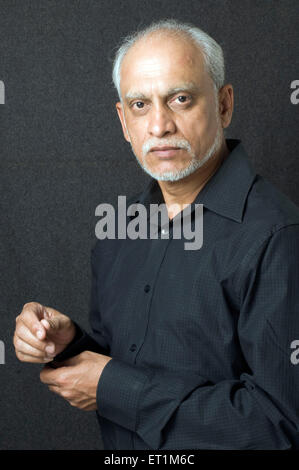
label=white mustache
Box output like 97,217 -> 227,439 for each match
142,138 -> 192,157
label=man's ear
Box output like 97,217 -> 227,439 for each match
218,84 -> 234,129
116,102 -> 131,142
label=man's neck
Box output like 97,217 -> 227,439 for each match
158,139 -> 230,220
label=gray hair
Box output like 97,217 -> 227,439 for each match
112,19 -> 225,100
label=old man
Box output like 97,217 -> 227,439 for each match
13,19 -> 299,450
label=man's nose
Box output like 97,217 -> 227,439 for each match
147,105 -> 176,138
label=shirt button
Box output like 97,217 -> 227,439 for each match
144,284 -> 151,293
129,344 -> 137,352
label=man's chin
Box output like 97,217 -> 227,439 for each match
141,163 -> 197,182
132,150 -> 201,182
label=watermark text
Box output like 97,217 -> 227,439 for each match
0,340 -> 5,364
290,80 -> 299,105
95,196 -> 203,250
0,80 -> 4,104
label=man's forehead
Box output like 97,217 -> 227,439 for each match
119,34 -> 209,101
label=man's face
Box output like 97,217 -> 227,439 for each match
116,32 -> 225,181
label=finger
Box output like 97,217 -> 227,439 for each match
14,336 -> 55,359
16,350 -> 53,363
42,309 -> 61,331
48,385 -> 61,395
40,318 -> 60,333
48,386 -> 74,404
40,365 -> 67,385
20,302 -> 45,321
19,305 -> 47,340
15,321 -> 55,354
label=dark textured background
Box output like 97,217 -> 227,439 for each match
0,0 -> 298,450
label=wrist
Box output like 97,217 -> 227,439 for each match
65,320 -> 81,346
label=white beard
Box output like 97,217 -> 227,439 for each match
127,114 -> 223,182
138,124 -> 223,181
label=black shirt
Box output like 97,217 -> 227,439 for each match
54,139 -> 299,450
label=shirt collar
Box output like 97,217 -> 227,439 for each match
131,139 -> 257,224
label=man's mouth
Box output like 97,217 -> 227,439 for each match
150,146 -> 182,158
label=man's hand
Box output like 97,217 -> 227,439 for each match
13,302 -> 76,363
39,351 -> 112,410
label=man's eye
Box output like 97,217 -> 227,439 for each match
133,101 -> 145,109
176,95 -> 189,103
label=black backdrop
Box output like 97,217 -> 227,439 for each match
0,0 -> 298,450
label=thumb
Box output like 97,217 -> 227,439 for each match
40,308 -> 60,332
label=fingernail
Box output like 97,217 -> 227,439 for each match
43,357 -> 52,362
36,330 -> 43,339
45,344 -> 55,354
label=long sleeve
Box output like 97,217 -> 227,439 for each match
96,224 -> 299,449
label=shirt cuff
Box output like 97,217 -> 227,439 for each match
51,321 -> 95,364
96,358 -> 150,432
